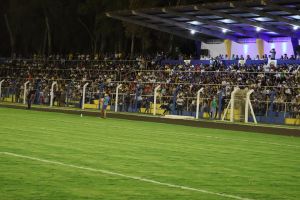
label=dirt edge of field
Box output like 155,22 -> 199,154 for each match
1,104 -> 299,137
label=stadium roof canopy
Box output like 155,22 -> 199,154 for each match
106,0 -> 300,43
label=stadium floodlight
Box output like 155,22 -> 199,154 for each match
293,25 -> 299,30
190,30 -> 196,35
0,80 -> 4,102
50,81 -> 58,107
115,84 -> 122,112
256,27 -> 262,32
23,81 -> 30,104
196,87 -> 204,119
82,83 -> 89,110
153,85 -> 161,116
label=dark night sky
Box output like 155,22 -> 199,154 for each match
0,0 -> 239,57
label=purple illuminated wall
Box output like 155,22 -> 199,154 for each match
202,37 -> 298,59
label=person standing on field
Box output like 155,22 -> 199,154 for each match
176,96 -> 184,115
27,89 -> 36,110
210,96 -> 217,119
101,93 -> 110,118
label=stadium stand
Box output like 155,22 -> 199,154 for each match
0,56 -> 299,125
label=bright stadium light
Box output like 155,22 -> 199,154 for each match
293,25 -> 299,30
222,28 -> 228,33
256,27 -> 262,32
190,30 -> 196,35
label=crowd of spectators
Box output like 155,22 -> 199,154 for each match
201,54 -> 300,61
8,49 -> 300,62
0,55 -> 299,118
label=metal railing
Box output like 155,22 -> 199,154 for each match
1,82 -> 298,120
1,67 -> 299,74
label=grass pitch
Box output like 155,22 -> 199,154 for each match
0,108 -> 299,200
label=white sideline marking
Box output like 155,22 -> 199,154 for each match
0,152 -> 254,200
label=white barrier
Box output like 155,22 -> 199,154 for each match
163,115 -> 195,120
115,84 -> 122,112
0,80 -> 4,102
222,88 -> 257,124
222,87 -> 240,122
23,81 -> 30,104
82,83 -> 89,110
50,81 -> 58,107
245,89 -> 257,124
230,87 -> 240,122
153,85 -> 161,116
195,88 -> 204,119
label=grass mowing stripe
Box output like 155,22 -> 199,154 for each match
3,121 -> 300,171
3,113 -> 300,149
3,109 -> 299,147
0,151 -> 254,200
2,125 -> 299,162
5,129 -> 299,170
1,108 -> 300,199
2,116 -> 300,160
2,125 -> 299,178
1,105 -> 299,130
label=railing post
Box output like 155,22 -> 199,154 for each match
0,80 -> 4,102
266,101 -> 269,117
249,101 -> 257,124
186,98 -> 189,113
50,81 -> 57,107
153,85 -> 161,116
23,81 -> 30,104
115,84 -> 122,112
230,87 -> 240,122
196,88 -> 204,119
82,83 -> 89,110
245,89 -> 254,123
284,102 -> 287,118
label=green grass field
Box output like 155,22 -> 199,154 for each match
0,107 -> 300,200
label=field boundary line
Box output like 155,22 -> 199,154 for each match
0,151 -> 254,200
